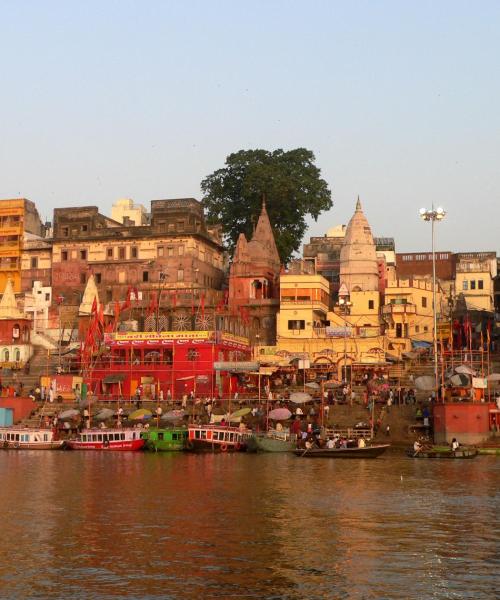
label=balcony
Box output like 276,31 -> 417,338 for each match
280,297 -> 329,312
382,303 -> 416,315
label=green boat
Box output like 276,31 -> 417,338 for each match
141,427 -> 188,452
247,430 -> 297,453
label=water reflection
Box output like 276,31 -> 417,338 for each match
0,452 -> 497,599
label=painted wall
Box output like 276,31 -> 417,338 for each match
433,402 -> 495,445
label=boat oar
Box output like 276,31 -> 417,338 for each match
301,446 -> 310,457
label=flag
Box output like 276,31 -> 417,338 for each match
91,297 -> 98,315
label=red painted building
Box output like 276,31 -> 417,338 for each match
87,331 -> 251,400
433,402 -> 496,445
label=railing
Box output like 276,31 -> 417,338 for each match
324,427 -> 372,440
382,304 -> 417,315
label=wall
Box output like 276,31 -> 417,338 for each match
0,396 -> 37,423
433,402 -> 494,445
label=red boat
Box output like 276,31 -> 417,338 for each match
66,428 -> 145,451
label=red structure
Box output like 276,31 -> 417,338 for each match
87,331 -> 251,400
433,402 -> 496,445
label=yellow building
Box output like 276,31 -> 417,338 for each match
0,199 -> 43,293
454,252 -> 496,312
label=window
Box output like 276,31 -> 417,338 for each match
107,248 -> 114,259
422,297 -> 427,308
45,293 -> 50,301
177,269 -> 184,282
462,280 -> 468,290
80,250 -> 87,260
470,280 -> 476,290
368,300 -> 374,310
81,224 -> 88,232
143,271 -> 149,282
61,250 -> 68,261
288,320 -> 305,330
131,247 -> 138,259
424,325 -> 429,332
62,227 -> 69,237
30,257 -> 38,269
106,289 -> 112,302
178,246 -> 184,256
478,280 -> 484,290
80,273 -> 86,284
168,247 -> 174,256
415,325 -> 420,333
118,247 -> 126,260
95,273 -> 102,284
157,246 -> 164,257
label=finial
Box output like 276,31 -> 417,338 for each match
356,195 -> 362,210
261,193 -> 266,210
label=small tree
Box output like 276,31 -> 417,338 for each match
201,148 -> 332,264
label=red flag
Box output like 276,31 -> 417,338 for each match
91,297 -> 98,315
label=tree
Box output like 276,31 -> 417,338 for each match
201,148 -> 332,264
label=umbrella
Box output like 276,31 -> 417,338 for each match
128,408 -> 152,420
455,365 -> 475,375
95,408 -> 114,421
486,373 -> 500,382
414,376 -> 436,391
161,410 -> 186,421
228,407 -> 251,420
58,409 -> 79,420
268,408 -> 292,421
289,392 -> 312,404
450,374 -> 470,387
305,382 -> 320,390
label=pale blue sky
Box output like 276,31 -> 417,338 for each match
1,1 -> 499,254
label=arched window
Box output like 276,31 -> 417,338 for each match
2,349 -> 9,362
14,348 -> 20,362
12,324 -> 20,339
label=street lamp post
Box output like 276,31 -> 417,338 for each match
419,206 -> 446,399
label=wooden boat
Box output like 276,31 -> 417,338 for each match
294,444 -> 390,458
187,424 -> 251,452
247,430 -> 297,452
66,428 -> 145,451
141,427 -> 188,451
0,427 -> 64,450
406,447 -> 478,459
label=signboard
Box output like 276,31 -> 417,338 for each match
326,326 -> 352,338
109,331 -> 212,342
298,359 -> 310,369
214,361 -> 259,372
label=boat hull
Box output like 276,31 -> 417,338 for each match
247,434 -> 296,453
142,428 -> 187,452
406,448 -> 478,459
295,444 -> 390,458
1,441 -> 65,450
67,439 -> 145,451
185,439 -> 247,452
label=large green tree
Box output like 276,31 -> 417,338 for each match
201,148 -> 332,264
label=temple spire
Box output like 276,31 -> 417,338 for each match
356,195 -> 362,211
0,278 -> 26,319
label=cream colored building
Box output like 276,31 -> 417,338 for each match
454,252 -> 496,312
111,198 -> 148,226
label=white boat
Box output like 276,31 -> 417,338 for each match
0,427 -> 65,450
247,429 -> 297,452
66,428 -> 145,451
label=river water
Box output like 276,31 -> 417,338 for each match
0,451 -> 498,600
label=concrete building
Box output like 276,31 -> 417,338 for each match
454,252 -> 497,313
0,278 -> 32,367
111,198 -> 148,226
0,199 -> 44,293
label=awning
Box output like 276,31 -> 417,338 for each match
411,340 -> 432,349
103,374 -> 126,384
213,361 -> 259,372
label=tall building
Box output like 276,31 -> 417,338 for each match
339,197 -> 379,293
229,200 -> 281,345
0,199 -> 44,293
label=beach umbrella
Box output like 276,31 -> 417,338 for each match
128,408 -> 152,420
414,376 -> 436,391
450,374 -> 470,387
95,408 -> 114,421
268,408 -> 292,421
58,409 -> 79,420
486,373 -> 500,382
455,365 -> 475,375
228,407 -> 251,420
305,382 -> 320,390
289,392 -> 312,404
161,409 -> 186,421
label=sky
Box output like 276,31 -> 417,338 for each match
1,0 -> 499,254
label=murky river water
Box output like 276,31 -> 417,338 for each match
0,451 -> 498,599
